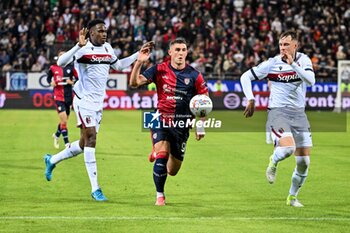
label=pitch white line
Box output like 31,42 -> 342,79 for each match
0,216 -> 349,221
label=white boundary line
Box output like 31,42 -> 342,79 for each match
0,216 -> 349,221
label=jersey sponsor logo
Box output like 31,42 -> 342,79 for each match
162,84 -> 187,95
268,72 -> 301,83
77,54 -> 112,64
91,55 -> 112,63
166,96 -> 183,100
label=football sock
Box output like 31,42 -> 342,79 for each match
157,192 -> 165,198
84,147 -> 99,192
272,146 -> 295,164
55,123 -> 61,138
289,156 -> 310,196
50,140 -> 83,164
60,123 -> 69,144
153,151 -> 169,193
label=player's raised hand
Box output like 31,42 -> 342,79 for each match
137,41 -> 155,63
140,41 -> 155,53
78,28 -> 89,47
281,51 -> 293,65
243,99 -> 255,118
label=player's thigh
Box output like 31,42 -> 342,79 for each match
153,140 -> 171,153
64,101 -> 72,116
167,128 -> 189,175
58,111 -> 68,123
80,126 -> 97,147
295,147 -> 311,156
169,128 -> 189,160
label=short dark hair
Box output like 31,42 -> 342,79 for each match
280,30 -> 298,41
87,19 -> 105,30
169,37 -> 188,47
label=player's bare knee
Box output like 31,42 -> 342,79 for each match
84,132 -> 96,147
167,169 -> 179,176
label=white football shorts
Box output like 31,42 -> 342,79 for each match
73,96 -> 103,133
266,107 -> 312,148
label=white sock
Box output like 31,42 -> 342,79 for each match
272,146 -> 295,164
157,192 -> 165,198
50,140 -> 83,164
289,156 -> 310,196
84,147 -> 99,193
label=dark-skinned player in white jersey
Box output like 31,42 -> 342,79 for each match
43,19 -> 154,201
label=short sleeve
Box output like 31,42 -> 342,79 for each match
195,73 -> 208,94
250,58 -> 274,80
142,64 -> 158,83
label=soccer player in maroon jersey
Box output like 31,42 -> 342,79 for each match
130,37 -> 209,205
47,51 -> 78,149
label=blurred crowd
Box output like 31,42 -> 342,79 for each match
0,0 -> 349,82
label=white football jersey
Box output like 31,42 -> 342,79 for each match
250,52 -> 314,108
73,41 -> 117,110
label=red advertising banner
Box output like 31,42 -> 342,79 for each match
0,90 -> 349,111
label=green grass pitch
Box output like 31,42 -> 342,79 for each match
0,110 -> 349,232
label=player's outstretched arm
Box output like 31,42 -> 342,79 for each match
112,41 -> 155,71
57,28 -> 88,67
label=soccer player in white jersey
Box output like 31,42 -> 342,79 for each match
43,19 -> 154,201
240,30 -> 315,207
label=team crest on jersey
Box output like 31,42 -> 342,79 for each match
184,78 -> 190,85
67,69 -> 71,74
162,75 -> 169,79
85,116 -> 92,124
279,66 -> 282,70
91,47 -> 94,50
